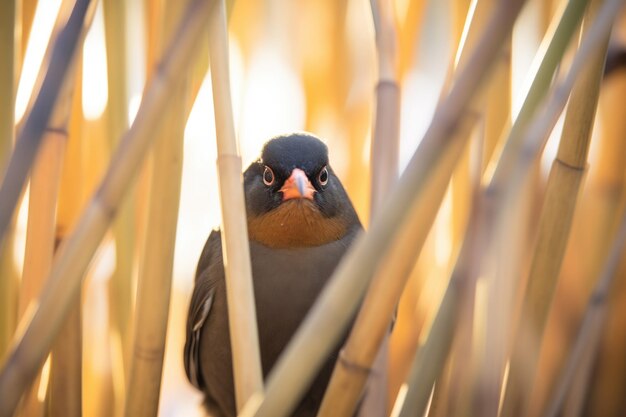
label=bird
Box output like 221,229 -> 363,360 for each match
184,132 -> 363,417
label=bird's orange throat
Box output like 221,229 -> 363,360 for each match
247,199 -> 347,248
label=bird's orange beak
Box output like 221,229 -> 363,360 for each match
280,168 -> 315,201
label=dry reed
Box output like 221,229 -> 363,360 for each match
359,0 -> 399,415
0,0 -> 18,363
103,0 -> 135,383
209,0 -> 264,410
574,58 -> 626,416
47,61 -> 86,417
0,0 -> 212,415
544,206 -> 626,417
124,0 -> 188,415
397,203 -> 481,417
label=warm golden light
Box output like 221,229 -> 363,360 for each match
454,0 -> 478,68
237,45 -> 306,166
82,1 -> 108,120
37,355 -> 51,402
14,0 -> 62,121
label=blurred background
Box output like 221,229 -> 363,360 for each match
1,0 -> 626,416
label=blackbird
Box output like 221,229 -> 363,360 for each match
184,133 -> 363,417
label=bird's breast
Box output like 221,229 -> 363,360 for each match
247,200 -> 347,249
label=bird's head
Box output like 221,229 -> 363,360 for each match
243,133 -> 361,248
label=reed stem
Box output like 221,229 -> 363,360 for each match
544,207 -> 626,417
103,0 -> 134,384
47,63 -> 85,417
359,0 -> 399,415
0,0 -> 18,363
124,0 -> 188,415
209,0 -> 264,410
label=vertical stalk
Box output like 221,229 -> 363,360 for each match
578,50 -> 626,417
544,208 -> 626,417
103,0 -> 134,388
0,0 -> 18,364
209,0 -> 264,410
124,0 -> 188,415
47,68 -> 84,417
360,1 -> 400,416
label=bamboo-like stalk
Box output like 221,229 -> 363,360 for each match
318,0 -> 494,414
543,208 -> 626,417
237,2 -> 527,417
368,0 -> 399,215
0,0 -> 18,363
17,100 -> 71,417
576,53 -> 626,417
48,3 -> 101,415
439,1 -> 509,414
47,302 -> 82,417
501,1 -> 609,414
0,0 -> 91,246
103,0 -> 134,386
46,16 -> 102,417
359,1 -> 399,416
0,0 -> 16,172
209,0 -> 264,410
124,0 -> 188,415
46,58 -> 85,417
0,0 -> 212,415
397,202 -> 481,417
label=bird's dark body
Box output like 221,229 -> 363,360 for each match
184,133 -> 362,417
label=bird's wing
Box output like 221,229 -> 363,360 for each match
184,231 -> 222,389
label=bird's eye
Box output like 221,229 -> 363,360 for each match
318,166 -> 329,186
263,166 -> 275,186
